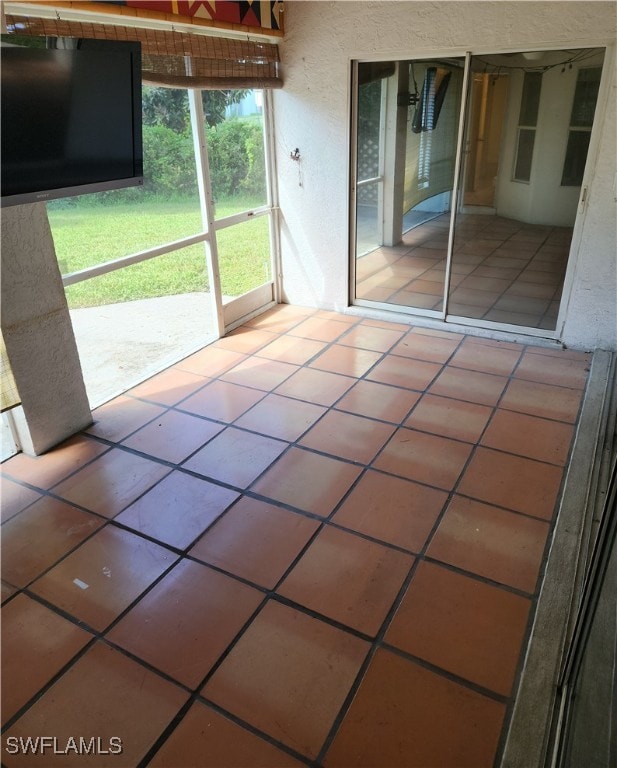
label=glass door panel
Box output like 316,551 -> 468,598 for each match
352,49 -> 605,334
447,49 -> 605,329
354,57 -> 465,313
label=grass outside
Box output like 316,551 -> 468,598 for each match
48,196 -> 271,309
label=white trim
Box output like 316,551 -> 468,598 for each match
555,43 -> 613,339
264,88 -> 282,304
214,206 -> 271,230
189,88 -> 225,338
62,231 -> 210,286
442,51 -> 472,319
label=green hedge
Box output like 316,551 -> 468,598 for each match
56,118 -> 266,206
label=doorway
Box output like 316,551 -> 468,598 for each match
351,48 -> 606,334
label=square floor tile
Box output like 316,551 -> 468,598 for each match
338,325 -> 405,353
87,396 -> 166,442
288,316 -> 352,343
1,594 -> 92,725
360,317 -> 412,332
1,436 -> 109,490
190,496 -> 320,588
31,526 -> 178,631
213,327 -> 278,354
126,367 -> 210,406
427,495 -> 550,593
2,499 -> 103,591
1,581 -> 17,603
234,394 -> 326,441
514,350 -> 590,389
457,447 -> 563,520
481,409 -> 574,465
315,310 -> 359,325
251,447 -> 362,517
180,379 -> 265,423
279,526 -> 413,636
335,380 -> 421,423
246,305 -> 315,333
183,428 -> 287,489
255,335 -> 328,365
51,448 -> 171,519
332,470 -> 447,552
309,344 -> 382,378
323,648 -> 505,768
203,600 -> 369,759
449,342 -> 522,376
115,472 -> 240,550
274,367 -> 355,406
385,561 -> 530,696
366,355 -> 442,391
149,701 -> 304,767
2,642 -> 187,768
299,411 -> 395,465
121,410 -> 224,464
0,477 -> 41,523
176,346 -> 247,377
220,357 -> 299,391
390,333 -> 460,364
373,429 -> 472,491
499,379 -> 583,423
404,394 -> 492,443
107,559 -> 263,689
429,366 -> 508,406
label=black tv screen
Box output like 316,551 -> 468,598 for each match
1,35 -> 143,207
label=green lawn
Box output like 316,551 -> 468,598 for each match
47,196 -> 271,308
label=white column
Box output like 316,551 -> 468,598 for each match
1,203 -> 91,455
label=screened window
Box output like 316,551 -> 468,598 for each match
513,72 -> 542,182
561,67 -> 601,186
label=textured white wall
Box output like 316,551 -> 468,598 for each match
274,1 -> 616,349
1,204 -> 91,454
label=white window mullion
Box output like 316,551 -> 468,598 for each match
188,88 -> 225,338
263,88 -> 282,304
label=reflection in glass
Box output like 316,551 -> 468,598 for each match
354,58 -> 464,311
449,48 -> 604,330
353,48 -> 605,331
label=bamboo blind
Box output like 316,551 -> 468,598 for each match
5,14 -> 282,88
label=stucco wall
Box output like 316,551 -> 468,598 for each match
1,204 -> 91,454
273,1 -> 616,349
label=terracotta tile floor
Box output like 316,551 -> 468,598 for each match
356,214 -> 570,330
1,304 -> 592,767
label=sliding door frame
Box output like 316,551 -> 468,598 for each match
349,43 -> 611,341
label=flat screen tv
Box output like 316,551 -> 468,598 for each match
1,35 -> 143,207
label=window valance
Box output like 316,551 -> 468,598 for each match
4,14 -> 282,88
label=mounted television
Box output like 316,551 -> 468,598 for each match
1,35 -> 143,207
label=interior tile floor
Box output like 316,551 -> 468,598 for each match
1,304 -> 591,767
356,213 -> 572,330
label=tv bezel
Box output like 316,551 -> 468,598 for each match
1,35 -> 144,208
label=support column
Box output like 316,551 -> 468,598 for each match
382,63 -> 409,246
1,203 -> 91,455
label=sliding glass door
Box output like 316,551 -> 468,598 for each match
351,47 -> 605,335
